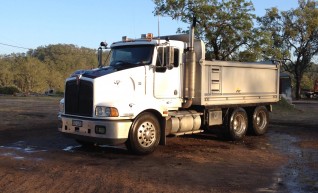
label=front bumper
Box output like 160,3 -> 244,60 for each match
58,115 -> 132,145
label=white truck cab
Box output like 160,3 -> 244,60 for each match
58,34 -> 192,154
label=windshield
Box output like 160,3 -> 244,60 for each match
110,45 -> 154,67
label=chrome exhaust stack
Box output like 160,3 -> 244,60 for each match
183,17 -> 197,108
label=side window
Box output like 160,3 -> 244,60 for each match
173,48 -> 179,67
156,47 -> 164,66
156,47 -> 179,67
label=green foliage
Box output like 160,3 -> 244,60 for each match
0,85 -> 21,95
302,64 -> 318,90
273,97 -> 297,111
258,0 -> 318,99
301,74 -> 314,90
153,0 -> 257,61
236,50 -> 259,62
0,59 -> 14,86
13,57 -> 48,93
0,44 -> 98,93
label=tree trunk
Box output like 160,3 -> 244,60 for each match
295,76 -> 302,100
213,47 -> 220,61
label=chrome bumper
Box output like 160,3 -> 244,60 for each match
58,115 -> 132,145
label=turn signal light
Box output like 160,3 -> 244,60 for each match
95,106 -> 119,117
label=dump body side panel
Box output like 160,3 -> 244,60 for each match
193,61 -> 280,106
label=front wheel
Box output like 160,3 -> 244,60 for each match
227,108 -> 248,140
126,112 -> 160,155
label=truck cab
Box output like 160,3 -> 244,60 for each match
58,34 -> 189,154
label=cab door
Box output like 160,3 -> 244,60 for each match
154,46 -> 181,99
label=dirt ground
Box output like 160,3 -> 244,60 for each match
0,96 -> 317,193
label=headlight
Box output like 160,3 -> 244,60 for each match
59,100 -> 64,114
95,106 -> 119,117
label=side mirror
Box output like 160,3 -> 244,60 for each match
165,46 -> 174,70
98,42 -> 108,68
100,42 -> 108,48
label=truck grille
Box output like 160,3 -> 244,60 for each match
65,80 -> 93,117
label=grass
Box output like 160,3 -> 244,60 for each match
272,97 -> 297,112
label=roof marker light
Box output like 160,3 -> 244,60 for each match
122,36 -> 128,41
146,33 -> 153,40
122,36 -> 134,42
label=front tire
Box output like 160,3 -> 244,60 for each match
249,106 -> 269,135
227,108 -> 248,140
126,112 -> 160,155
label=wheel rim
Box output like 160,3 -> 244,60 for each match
256,111 -> 267,130
233,114 -> 246,135
137,121 -> 156,148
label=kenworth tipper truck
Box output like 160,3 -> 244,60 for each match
58,21 -> 280,154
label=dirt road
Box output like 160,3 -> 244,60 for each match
0,96 -> 317,193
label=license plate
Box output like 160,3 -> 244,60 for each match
72,120 -> 83,127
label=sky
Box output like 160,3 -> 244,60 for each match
0,0 -> 299,55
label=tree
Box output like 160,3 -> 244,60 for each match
14,57 -> 48,93
258,0 -> 318,99
30,44 -> 98,91
302,63 -> 318,90
0,59 -> 14,86
0,44 -> 99,93
153,0 -> 256,61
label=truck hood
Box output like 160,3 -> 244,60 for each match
82,64 -> 144,79
93,66 -> 146,106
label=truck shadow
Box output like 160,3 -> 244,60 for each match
63,144 -> 130,156
179,132 -> 225,142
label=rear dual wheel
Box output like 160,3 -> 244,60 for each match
228,108 -> 248,140
226,106 -> 269,140
249,106 -> 269,135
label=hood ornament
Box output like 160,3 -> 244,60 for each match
76,74 -> 82,85
70,70 -> 85,85
114,80 -> 120,85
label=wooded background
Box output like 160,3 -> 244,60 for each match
0,0 -> 317,99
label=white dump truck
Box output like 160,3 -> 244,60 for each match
58,21 -> 280,154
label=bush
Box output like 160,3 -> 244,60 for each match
55,91 -> 64,97
273,97 -> 296,111
0,85 -> 21,95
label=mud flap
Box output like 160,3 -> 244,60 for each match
159,117 -> 167,146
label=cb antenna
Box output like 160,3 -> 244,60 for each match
158,13 -> 161,44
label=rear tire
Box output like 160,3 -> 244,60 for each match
126,112 -> 160,155
249,106 -> 269,135
227,108 -> 248,140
